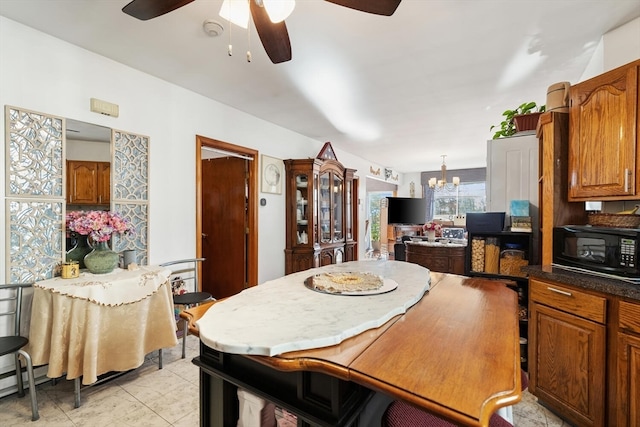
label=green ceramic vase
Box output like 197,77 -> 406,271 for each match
84,241 -> 119,274
66,234 -> 92,269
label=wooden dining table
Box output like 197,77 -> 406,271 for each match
182,261 -> 522,427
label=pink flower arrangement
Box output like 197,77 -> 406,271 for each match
422,221 -> 442,233
66,210 -> 135,243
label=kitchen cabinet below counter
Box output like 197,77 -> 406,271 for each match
524,265 -> 640,427
405,241 -> 466,275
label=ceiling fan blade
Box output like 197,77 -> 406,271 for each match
250,0 -> 292,64
122,0 -> 195,21
324,0 -> 401,16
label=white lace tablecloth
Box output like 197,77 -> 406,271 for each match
34,265 -> 172,306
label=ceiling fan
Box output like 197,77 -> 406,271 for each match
122,0 -> 402,64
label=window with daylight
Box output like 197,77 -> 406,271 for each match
421,168 -> 486,221
365,177 -> 397,252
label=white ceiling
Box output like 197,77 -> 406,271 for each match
1,0 -> 639,173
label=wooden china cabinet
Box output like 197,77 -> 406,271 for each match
284,143 -> 358,274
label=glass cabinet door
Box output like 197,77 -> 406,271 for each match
295,172 -> 310,245
319,171 -> 331,242
332,174 -> 343,242
345,179 -> 352,240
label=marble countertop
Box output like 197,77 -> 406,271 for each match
405,239 -> 467,248
196,260 -> 431,356
524,265 -> 640,301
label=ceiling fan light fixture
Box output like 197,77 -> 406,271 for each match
262,0 -> 296,23
219,0 -> 250,29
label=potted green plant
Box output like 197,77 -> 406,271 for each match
490,102 -> 546,139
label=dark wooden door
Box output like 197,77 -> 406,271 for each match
201,156 -> 248,298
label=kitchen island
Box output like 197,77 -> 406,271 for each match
182,261 -> 522,427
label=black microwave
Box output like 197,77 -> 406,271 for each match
553,225 -> 640,282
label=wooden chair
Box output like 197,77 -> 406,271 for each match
0,283 -> 39,421
382,370 -> 529,427
159,258 -> 214,362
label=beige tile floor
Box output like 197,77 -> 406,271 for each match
1,334 -> 573,426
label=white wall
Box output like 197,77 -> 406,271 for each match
580,17 -> 640,80
0,17 -> 390,285
603,17 -> 640,71
396,172 -> 423,198
67,140 -> 111,162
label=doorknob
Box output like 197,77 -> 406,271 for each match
202,233 -> 208,239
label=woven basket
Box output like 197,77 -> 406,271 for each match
587,213 -> 640,228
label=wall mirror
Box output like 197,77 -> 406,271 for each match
5,106 -> 149,283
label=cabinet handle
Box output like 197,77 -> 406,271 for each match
547,286 -> 572,297
624,168 -> 629,193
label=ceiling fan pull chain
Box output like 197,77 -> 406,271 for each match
227,1 -> 232,56
246,22 -> 252,62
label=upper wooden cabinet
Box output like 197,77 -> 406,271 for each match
568,59 -> 640,201
67,160 -> 110,205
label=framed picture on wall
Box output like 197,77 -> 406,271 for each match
261,155 -> 283,194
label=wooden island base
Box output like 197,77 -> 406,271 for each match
182,272 -> 522,427
405,242 -> 466,274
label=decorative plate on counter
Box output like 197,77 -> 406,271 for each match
304,272 -> 398,296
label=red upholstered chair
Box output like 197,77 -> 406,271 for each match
381,370 -> 529,427
382,402 -> 513,427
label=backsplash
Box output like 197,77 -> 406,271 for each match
601,200 -> 640,214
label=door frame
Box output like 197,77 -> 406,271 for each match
196,135 -> 259,289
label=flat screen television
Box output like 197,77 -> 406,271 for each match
386,197 -> 427,225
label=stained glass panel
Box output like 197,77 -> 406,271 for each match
6,107 -> 63,197
114,131 -> 149,201
8,200 -> 63,282
113,202 -> 148,265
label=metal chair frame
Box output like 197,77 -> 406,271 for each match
159,258 -> 213,362
0,283 -> 39,421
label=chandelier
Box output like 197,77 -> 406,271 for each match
428,155 -> 460,191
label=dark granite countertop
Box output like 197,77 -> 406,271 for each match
523,265 -> 640,301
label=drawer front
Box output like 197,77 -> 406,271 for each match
530,279 -> 606,324
428,256 -> 450,272
619,300 -> 640,334
423,247 -> 449,257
